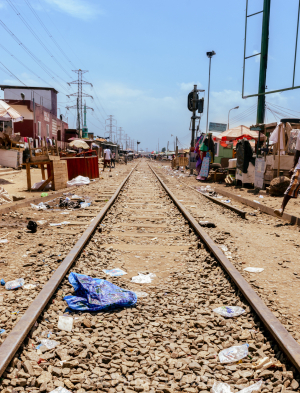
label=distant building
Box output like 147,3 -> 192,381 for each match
0,85 -> 71,149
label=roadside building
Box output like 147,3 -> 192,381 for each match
0,85 -> 69,149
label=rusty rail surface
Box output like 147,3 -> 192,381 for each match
0,165 -> 137,377
149,164 -> 300,372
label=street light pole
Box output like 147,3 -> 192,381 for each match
227,106 -> 239,129
206,51 -> 216,135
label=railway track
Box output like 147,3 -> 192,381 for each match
0,160 -> 299,393
0,164 -> 134,342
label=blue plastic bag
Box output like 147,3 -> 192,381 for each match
64,272 -> 137,311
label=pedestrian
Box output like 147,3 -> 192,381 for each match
103,147 -> 112,172
111,152 -> 116,168
274,133 -> 300,217
124,152 -> 127,165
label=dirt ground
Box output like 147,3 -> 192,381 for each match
153,161 -> 300,343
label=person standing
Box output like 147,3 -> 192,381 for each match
111,152 -> 116,168
103,147 -> 112,172
274,132 -> 300,217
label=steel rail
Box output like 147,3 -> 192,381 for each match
149,164 -> 300,372
0,165 -> 137,377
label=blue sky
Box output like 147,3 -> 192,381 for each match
1,0 -> 300,151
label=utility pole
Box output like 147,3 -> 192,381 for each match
105,115 -> 117,142
257,0 -> 271,125
167,141 -> 169,152
191,84 -> 198,148
137,141 -> 140,154
118,127 -> 123,148
206,51 -> 216,134
176,136 -> 178,156
67,70 -> 93,134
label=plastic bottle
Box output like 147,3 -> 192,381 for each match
5,278 -> 25,290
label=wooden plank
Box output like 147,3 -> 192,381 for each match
26,163 -> 31,191
37,174 -> 53,191
101,244 -> 190,252
107,231 -> 184,238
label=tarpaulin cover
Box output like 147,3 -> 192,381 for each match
64,272 -> 137,311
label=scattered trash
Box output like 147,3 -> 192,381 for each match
220,245 -> 228,252
225,251 -> 232,259
67,175 -> 90,187
0,239 -> 8,243
199,221 -> 216,228
131,273 -> 156,284
5,278 -> 25,290
50,221 -> 70,227
259,195 -> 264,198
253,200 -> 260,204
103,268 -> 127,277
41,192 -> 48,197
212,381 -> 263,393
219,344 -> 249,363
50,386 -> 72,393
243,267 -> 264,273
57,316 -> 73,332
0,279 -> 5,286
151,237 -> 158,241
30,202 -> 47,210
80,202 -> 91,209
239,381 -> 263,393
27,221 -> 37,233
37,220 -> 47,225
40,339 -> 59,349
23,284 -> 37,290
63,272 -> 137,311
212,381 -> 232,393
134,291 -> 148,298
222,199 -> 231,203
0,328 -> 5,335
213,306 -> 245,318
253,356 -> 279,370
31,180 -> 52,191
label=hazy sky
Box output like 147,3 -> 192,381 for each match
1,0 -> 300,151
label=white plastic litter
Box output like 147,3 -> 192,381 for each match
219,344 -> 249,363
253,200 -> 260,204
0,239 -> 8,243
50,221 -> 70,227
37,220 -> 47,225
103,268 -> 127,277
131,273 -> 156,284
220,245 -> 228,252
212,381 -> 233,393
40,339 -> 59,349
239,381 -> 263,393
259,195 -> 264,198
23,284 -> 37,290
67,176 -> 90,187
31,180 -> 52,190
49,387 -> 72,393
225,251 -> 232,259
5,278 -> 25,290
31,202 -> 47,210
80,202 -> 91,209
135,291 -> 148,298
213,306 -> 245,318
57,316 -> 73,332
244,267 -> 264,273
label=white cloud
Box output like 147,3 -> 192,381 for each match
44,0 -> 103,20
99,82 -> 144,99
179,82 -> 203,91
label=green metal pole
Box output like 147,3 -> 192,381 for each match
256,0 -> 271,125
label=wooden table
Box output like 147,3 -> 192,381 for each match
25,161 -> 54,191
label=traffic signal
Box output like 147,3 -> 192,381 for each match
198,98 -> 204,113
187,91 -> 198,112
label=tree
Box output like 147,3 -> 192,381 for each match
162,147 -> 166,152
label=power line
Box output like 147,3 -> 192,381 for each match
0,61 -> 26,86
6,0 -> 72,80
24,0 -> 77,70
36,0 -> 84,69
0,43 -> 52,88
0,19 -> 70,95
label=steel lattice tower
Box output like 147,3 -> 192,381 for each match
105,115 -> 117,142
67,70 -> 94,132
